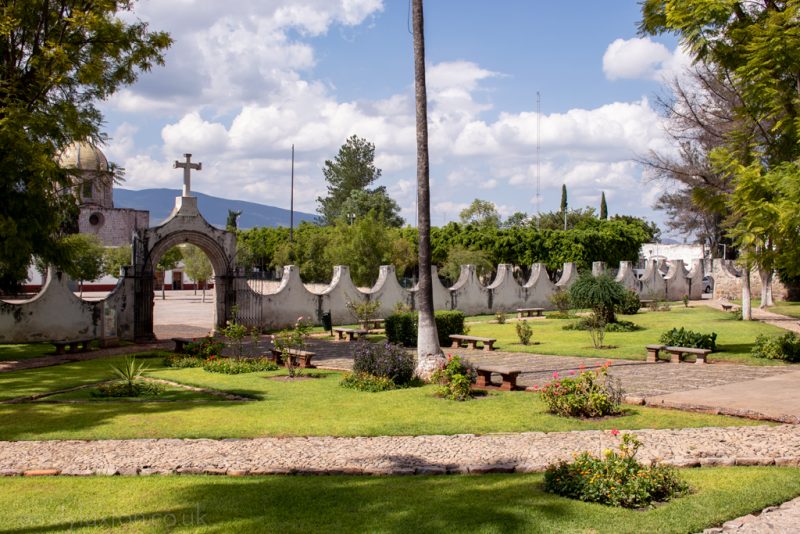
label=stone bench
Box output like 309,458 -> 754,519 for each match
646,344 -> 711,364
269,348 -> 316,368
358,319 -> 385,330
333,327 -> 369,341
475,365 -> 521,391
171,337 -> 195,353
449,334 -> 497,351
52,338 -> 94,355
516,307 -> 545,319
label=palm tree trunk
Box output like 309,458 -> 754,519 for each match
412,0 -> 444,379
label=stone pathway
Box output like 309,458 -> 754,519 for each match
1,425 -> 798,477
702,496 -> 800,533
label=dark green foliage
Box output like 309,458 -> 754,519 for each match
751,333 -> 800,362
163,354 -> 204,369
184,337 -> 225,359
91,380 -> 163,398
544,432 -> 689,508
431,355 -> 476,401
617,290 -> 641,315
385,310 -> 466,347
659,327 -> 717,350
560,184 -> 568,214
563,319 -> 640,332
339,372 -> 397,392
568,274 -> 628,323
600,192 -> 608,219
538,364 -> 622,418
351,341 -> 416,386
0,2 -> 171,290
201,356 -> 278,374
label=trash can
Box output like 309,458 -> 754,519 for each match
321,311 -> 332,335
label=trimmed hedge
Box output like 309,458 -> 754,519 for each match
385,310 -> 466,347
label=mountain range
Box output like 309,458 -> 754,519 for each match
114,188 -> 317,229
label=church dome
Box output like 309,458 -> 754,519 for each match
58,141 -> 110,172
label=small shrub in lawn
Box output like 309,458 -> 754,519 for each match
550,288 -> 572,316
340,372 -> 397,392
616,290 -> 641,315
538,362 -> 622,418
185,337 -> 224,359
544,431 -> 689,508
495,311 -> 507,324
91,380 -> 164,398
351,341 -> 416,386
272,316 -> 312,377
659,327 -> 717,350
516,320 -> 533,345
431,355 -> 477,401
751,332 -> 800,362
163,354 -> 204,368
202,356 -> 278,374
563,318 -> 640,332
682,294 -> 690,308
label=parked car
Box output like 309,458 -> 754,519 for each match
703,275 -> 714,294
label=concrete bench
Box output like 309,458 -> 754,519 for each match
52,338 -> 94,355
333,327 -> 369,341
358,319 -> 385,330
269,348 -> 316,368
171,337 -> 195,353
450,334 -> 497,351
516,307 -> 545,319
475,365 -> 521,391
645,344 -> 666,362
665,346 -> 712,364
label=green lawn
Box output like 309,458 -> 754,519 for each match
464,305 -> 792,364
0,354 -> 765,441
0,342 -> 57,361
0,468 -> 798,533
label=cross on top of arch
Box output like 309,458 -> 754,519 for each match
174,153 -> 202,196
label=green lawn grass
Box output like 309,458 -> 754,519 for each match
0,355 -> 765,441
463,305 -> 791,364
0,468 -> 797,533
0,342 -> 56,361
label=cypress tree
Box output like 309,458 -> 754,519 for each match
600,192 -> 608,219
560,184 -> 567,214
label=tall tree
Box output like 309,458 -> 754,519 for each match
182,245 -> 213,302
338,188 -> 404,228
0,1 -> 171,291
412,0 -> 444,379
599,192 -> 608,220
560,184 -> 568,214
226,210 -> 242,232
60,234 -> 104,297
317,135 -> 400,225
459,199 -> 501,228
156,247 -> 182,300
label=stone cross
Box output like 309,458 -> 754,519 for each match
174,153 -> 202,196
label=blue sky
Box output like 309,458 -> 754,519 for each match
103,0 -> 690,234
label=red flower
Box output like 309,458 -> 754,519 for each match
552,371 -> 559,379
568,370 -> 576,375
610,429 -> 620,436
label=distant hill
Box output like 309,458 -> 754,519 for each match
114,188 -> 317,229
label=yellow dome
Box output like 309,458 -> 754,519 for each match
58,142 -> 109,172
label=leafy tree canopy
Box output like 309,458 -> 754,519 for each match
0,1 -> 171,291
339,188 -> 404,228
459,198 -> 501,228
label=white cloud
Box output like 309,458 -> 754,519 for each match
603,37 -> 694,83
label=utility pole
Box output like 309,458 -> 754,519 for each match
290,144 -> 295,243
536,91 -> 541,229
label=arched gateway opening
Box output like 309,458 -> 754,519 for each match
131,157 -> 239,342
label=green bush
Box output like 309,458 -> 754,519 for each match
516,320 -> 533,345
202,356 -> 279,374
568,273 -> 628,324
351,341 -> 416,386
339,372 -> 397,392
562,318 -> 640,332
751,333 -> 800,362
549,288 -> 572,316
538,364 -> 622,418
431,355 -> 476,401
616,290 -> 641,315
385,310 -> 466,347
185,337 -> 225,359
163,354 -> 204,368
659,327 -> 717,350
544,431 -> 689,508
91,380 -> 163,398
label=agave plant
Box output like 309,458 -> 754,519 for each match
110,356 -> 149,395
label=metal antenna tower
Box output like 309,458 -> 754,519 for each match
536,91 -> 541,228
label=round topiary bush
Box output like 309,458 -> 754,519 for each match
351,341 -> 416,386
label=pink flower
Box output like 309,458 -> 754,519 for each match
578,364 -> 585,370
552,372 -> 559,379
568,370 -> 576,375
610,429 -> 620,437
532,385 -> 539,391
606,359 -> 613,367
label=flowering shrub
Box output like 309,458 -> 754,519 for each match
431,355 -> 477,401
340,371 -> 397,392
202,356 -> 278,374
351,341 -> 416,386
659,327 -> 717,350
273,316 -> 312,377
538,363 -> 622,418
544,431 -> 689,508
163,354 -> 204,368
185,337 -> 224,359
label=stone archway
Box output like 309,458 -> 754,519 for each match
132,195 -> 237,342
